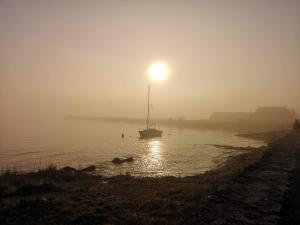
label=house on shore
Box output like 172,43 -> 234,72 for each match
210,107 -> 297,124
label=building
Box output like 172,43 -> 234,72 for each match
210,112 -> 252,123
251,107 -> 296,124
210,107 -> 297,124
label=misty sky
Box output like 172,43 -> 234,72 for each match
1,0 -> 300,125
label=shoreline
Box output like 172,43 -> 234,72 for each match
1,130 -> 268,177
0,144 -> 266,225
237,129 -> 292,143
183,131 -> 300,225
1,131 -> 299,224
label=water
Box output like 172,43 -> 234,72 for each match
0,120 -> 264,177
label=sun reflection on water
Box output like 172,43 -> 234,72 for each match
145,139 -> 165,174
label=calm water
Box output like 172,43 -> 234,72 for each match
0,120 -> 264,176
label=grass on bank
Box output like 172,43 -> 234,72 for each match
0,146 -> 267,225
0,165 -> 94,198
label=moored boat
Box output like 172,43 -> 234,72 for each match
139,84 -> 163,139
139,128 -> 162,139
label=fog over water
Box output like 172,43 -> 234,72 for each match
1,0 -> 300,129
0,1 -> 299,175
0,121 -> 264,176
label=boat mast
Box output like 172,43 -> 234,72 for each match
147,83 -> 150,129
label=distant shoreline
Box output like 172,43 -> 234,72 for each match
237,129 -> 292,143
65,115 -> 293,133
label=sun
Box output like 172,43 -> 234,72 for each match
148,62 -> 169,81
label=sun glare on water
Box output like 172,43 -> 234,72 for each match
148,62 -> 169,81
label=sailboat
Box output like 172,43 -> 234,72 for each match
139,84 -> 162,139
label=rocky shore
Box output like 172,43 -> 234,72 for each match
183,131 -> 300,225
0,131 -> 299,225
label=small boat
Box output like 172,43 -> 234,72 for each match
139,128 -> 162,139
139,84 -> 162,139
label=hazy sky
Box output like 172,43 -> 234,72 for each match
1,0 -> 300,125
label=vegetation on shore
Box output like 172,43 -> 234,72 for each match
0,146 -> 266,225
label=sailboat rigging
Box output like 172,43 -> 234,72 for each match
139,83 -> 162,139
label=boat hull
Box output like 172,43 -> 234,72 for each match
139,129 -> 162,139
